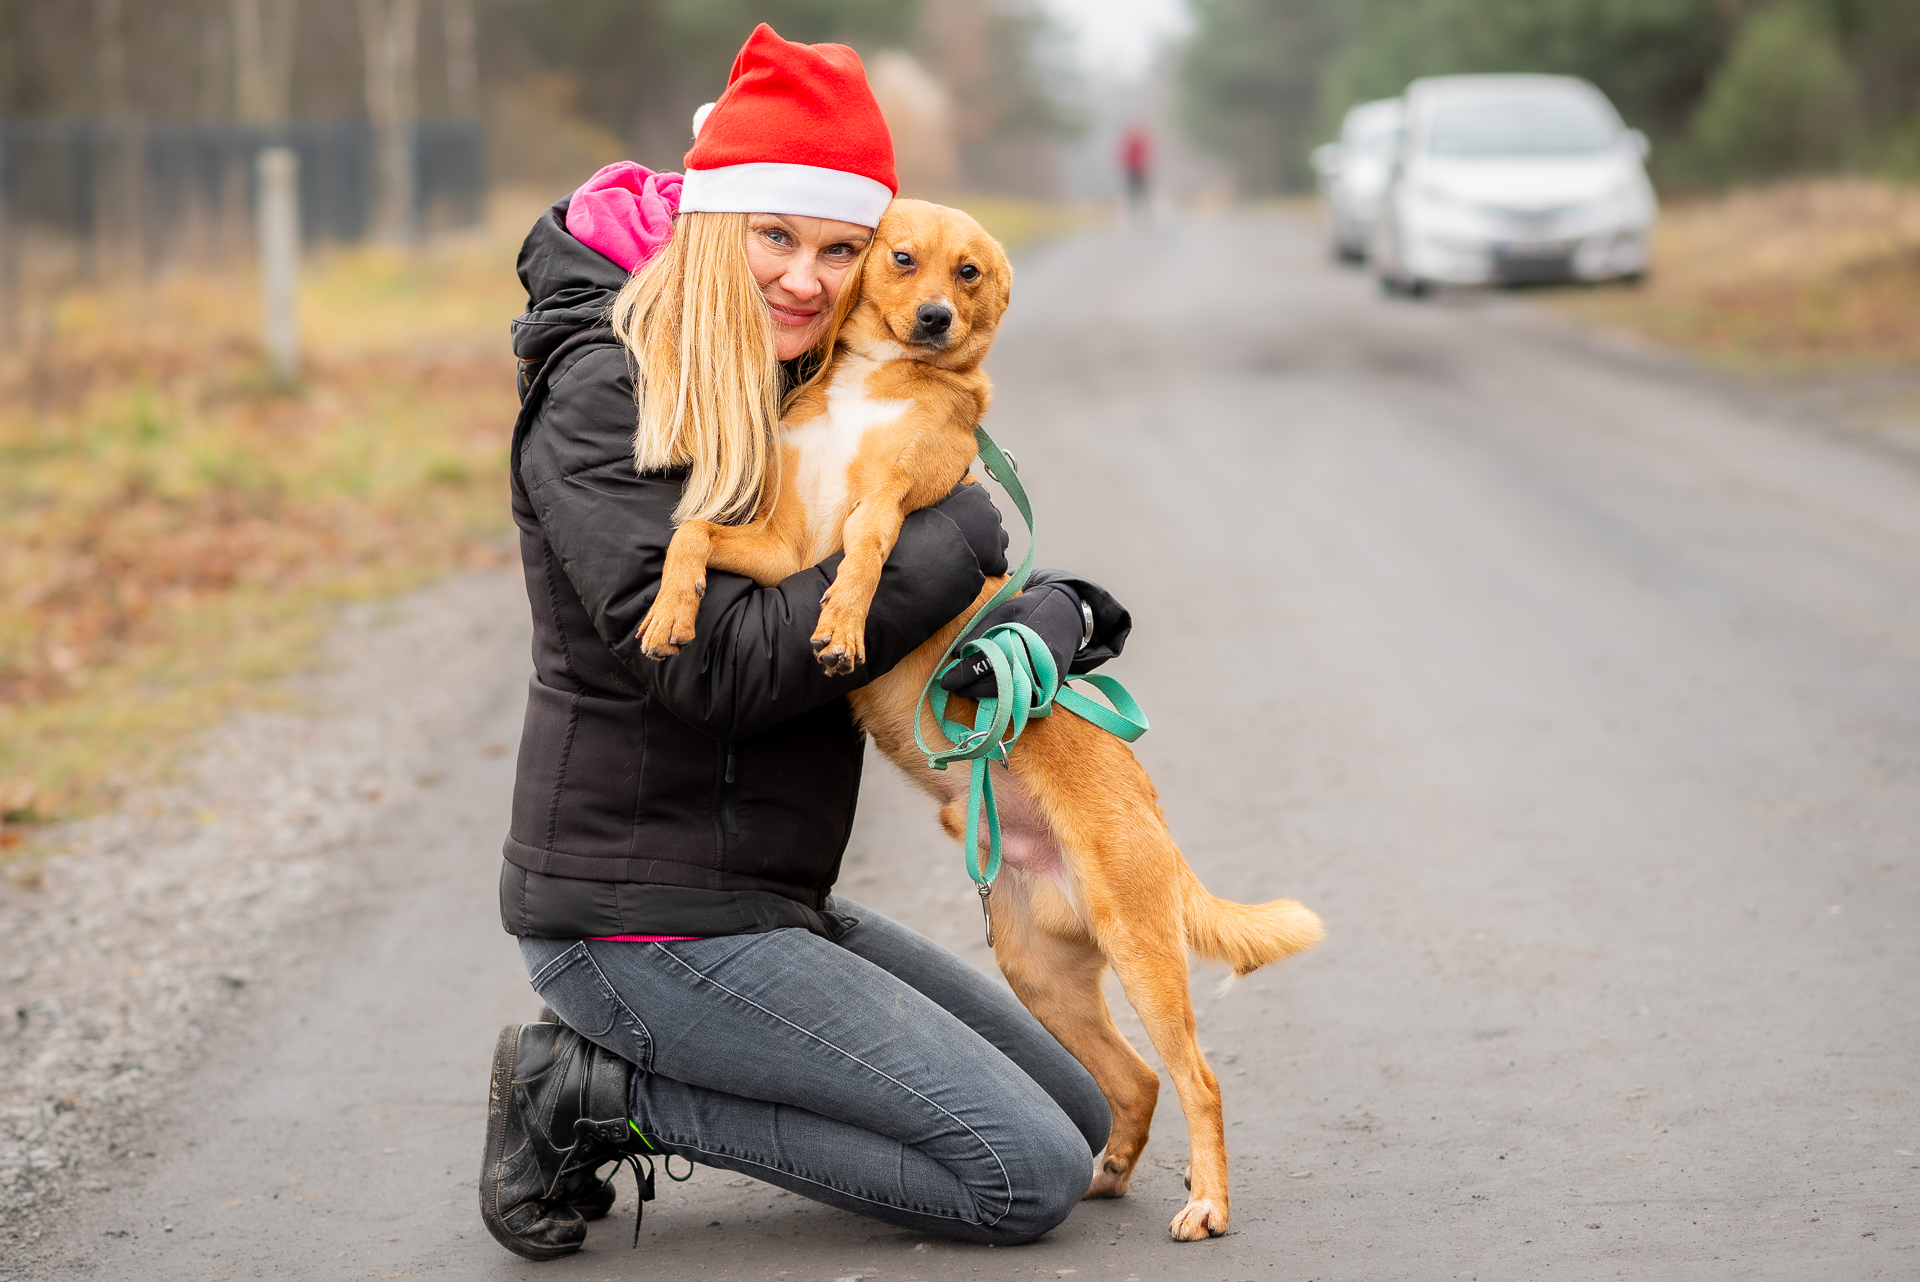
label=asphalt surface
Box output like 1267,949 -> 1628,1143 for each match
39,209 -> 1920,1279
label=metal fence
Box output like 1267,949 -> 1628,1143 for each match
0,117 -> 484,274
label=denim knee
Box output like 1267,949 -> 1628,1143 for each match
986,1111 -> 1094,1245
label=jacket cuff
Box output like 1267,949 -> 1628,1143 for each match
1025,566 -> 1131,673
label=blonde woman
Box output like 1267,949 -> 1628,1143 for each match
482,26 -> 1130,1261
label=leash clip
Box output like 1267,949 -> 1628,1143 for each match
977,882 -> 995,948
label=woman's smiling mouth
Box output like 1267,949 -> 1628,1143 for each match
767,300 -> 821,326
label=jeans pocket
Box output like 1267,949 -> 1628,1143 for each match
524,941 -> 654,1069
525,939 -> 586,992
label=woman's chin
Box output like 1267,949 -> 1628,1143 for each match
774,326 -> 825,362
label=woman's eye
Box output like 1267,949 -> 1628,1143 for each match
958,264 -> 980,282
763,229 -> 790,247
893,251 -> 915,268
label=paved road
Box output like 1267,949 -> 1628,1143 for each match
43,210 -> 1920,1279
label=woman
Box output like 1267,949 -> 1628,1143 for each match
482,26 -> 1128,1261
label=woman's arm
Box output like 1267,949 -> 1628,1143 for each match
519,345 -> 988,741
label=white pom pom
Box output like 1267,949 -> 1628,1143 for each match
691,102 -> 716,140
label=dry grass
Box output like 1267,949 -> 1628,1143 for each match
953,195 -> 1106,253
1553,178 -> 1920,368
0,204 -> 534,846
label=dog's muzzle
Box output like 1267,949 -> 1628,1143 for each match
910,301 -> 954,346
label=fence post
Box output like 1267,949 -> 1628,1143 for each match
0,120 -> 15,345
255,145 -> 299,386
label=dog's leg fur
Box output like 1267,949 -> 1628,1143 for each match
812,478 -> 911,675
987,870 -> 1161,1200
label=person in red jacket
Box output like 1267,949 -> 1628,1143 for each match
479,25 -> 1129,1261
1121,121 -> 1152,211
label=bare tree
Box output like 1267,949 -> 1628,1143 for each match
359,0 -> 419,239
442,0 -> 477,119
199,1 -> 231,121
93,0 -> 127,118
232,0 -> 296,125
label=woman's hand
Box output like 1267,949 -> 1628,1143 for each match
939,570 -> 1132,699
933,482 -> 1010,577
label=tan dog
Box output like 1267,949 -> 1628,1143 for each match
638,199 -> 1323,1241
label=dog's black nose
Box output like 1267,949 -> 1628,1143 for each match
915,302 -> 953,336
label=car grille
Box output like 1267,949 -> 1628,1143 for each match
1493,239 -> 1578,284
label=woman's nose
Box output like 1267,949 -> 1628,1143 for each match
782,267 -> 823,301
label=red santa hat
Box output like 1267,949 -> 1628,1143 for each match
679,24 -> 897,228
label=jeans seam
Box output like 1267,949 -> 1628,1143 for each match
579,942 -> 655,1071
650,942 -> 1013,1226
527,942 -> 583,991
648,1132 -> 991,1226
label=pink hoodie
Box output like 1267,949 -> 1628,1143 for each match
564,162 -> 683,273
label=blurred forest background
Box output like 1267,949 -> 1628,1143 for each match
1,0 -> 1917,846
1180,0 -> 1920,193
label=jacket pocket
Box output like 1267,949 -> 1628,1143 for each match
718,743 -> 740,837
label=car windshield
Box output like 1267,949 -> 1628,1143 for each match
1354,118 -> 1400,157
1424,96 -> 1617,157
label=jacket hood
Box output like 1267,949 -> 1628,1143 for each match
512,196 -> 630,363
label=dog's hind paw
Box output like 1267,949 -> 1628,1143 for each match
1169,1198 -> 1227,1241
1085,1155 -> 1134,1199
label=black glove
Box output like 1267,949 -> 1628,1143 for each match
940,581 -> 1088,699
933,481 -> 1010,578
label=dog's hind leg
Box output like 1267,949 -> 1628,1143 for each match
1012,720 -> 1233,1240
1095,895 -> 1230,1240
988,869 -> 1161,1201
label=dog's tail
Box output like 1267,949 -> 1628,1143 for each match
1180,868 -> 1324,978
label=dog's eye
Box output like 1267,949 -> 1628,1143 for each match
893,251 -> 915,268
958,264 -> 980,282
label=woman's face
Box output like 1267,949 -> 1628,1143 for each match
745,214 -> 874,361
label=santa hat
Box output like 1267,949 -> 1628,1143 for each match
679,24 -> 897,228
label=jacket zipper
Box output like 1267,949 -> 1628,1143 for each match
719,744 -> 739,835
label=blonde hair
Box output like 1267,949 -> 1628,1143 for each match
609,211 -> 863,526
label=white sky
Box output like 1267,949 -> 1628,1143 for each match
1036,0 -> 1192,80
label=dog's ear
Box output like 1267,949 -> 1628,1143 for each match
975,229 -> 1013,328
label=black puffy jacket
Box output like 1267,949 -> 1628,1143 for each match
500,198 -> 988,940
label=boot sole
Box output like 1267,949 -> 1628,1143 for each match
480,1024 -> 584,1261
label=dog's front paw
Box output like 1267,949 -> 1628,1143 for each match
809,603 -> 866,677
638,581 -> 703,660
1169,1197 -> 1227,1241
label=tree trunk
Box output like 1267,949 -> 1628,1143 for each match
232,0 -> 297,126
443,0 -> 478,119
93,0 -> 127,119
359,0 -> 419,241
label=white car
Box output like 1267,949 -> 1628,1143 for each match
1311,98 -> 1404,262
1371,74 -> 1655,294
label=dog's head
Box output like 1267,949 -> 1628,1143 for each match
842,199 -> 1012,369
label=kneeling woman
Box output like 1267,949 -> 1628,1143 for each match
482,25 -> 1127,1260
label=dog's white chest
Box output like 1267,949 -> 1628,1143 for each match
783,353 -> 911,563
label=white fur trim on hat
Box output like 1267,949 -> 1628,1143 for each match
678,162 -> 893,227
691,102 -> 716,139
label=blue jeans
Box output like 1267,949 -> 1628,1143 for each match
518,896 -> 1109,1245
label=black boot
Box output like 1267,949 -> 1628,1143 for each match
480,1021 -> 645,1260
531,1008 -> 626,1223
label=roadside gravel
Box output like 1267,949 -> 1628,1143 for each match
0,568 -> 526,1269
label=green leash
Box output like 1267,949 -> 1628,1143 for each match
915,427 -> 1149,946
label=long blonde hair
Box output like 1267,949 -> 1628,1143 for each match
609,211 -> 862,526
